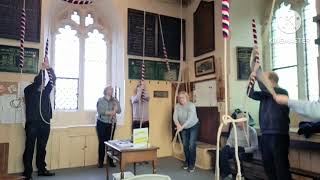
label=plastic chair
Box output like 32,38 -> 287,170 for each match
126,174 -> 171,180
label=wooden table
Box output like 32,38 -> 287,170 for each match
104,141 -> 159,180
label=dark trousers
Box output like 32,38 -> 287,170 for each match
23,123 -> 50,177
219,145 -> 253,178
96,120 -> 116,165
181,123 -> 200,168
132,121 -> 149,130
261,134 -> 292,180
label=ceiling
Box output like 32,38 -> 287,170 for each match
157,0 -> 194,6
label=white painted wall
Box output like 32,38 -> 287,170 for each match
229,0 -> 266,124
184,0 -> 265,122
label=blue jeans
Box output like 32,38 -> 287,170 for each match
181,123 -> 200,168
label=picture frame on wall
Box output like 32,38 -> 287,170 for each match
236,47 -> 253,80
195,56 -> 215,77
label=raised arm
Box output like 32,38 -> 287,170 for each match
44,68 -> 56,94
131,87 -> 143,103
33,70 -> 45,89
143,89 -> 150,101
247,73 -> 270,101
288,99 -> 320,120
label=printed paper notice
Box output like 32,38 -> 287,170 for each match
133,128 -> 149,148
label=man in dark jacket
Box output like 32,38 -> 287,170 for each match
23,58 -> 56,180
248,71 -> 291,180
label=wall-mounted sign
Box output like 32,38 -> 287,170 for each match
236,47 -> 253,80
153,91 -> 169,98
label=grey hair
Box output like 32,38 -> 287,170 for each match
103,85 -> 113,95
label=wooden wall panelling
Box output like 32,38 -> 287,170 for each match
59,136 -> 70,168
84,135 -> 99,166
289,149 -> 300,168
311,150 -> 320,173
50,133 -> 60,170
69,136 -> 85,168
0,143 -> 9,175
196,107 -> 219,145
299,150 -> 311,171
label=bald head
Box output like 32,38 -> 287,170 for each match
265,71 -> 279,88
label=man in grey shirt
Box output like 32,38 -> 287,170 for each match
219,120 -> 258,180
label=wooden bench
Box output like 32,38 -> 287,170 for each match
0,143 -> 25,180
174,142 -> 215,170
229,156 -> 320,180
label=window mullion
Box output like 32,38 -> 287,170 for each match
296,7 -> 307,100
79,35 -> 86,111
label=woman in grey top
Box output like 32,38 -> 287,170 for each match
173,91 -> 200,173
96,86 -> 121,168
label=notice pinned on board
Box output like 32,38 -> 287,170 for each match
133,128 -> 149,148
0,81 -> 31,124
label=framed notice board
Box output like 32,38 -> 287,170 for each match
0,45 -> 39,74
0,0 -> 41,42
128,59 -> 179,81
127,8 -> 186,60
236,47 -> 253,80
194,1 -> 215,57
158,15 -> 186,61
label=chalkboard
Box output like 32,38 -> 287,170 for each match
0,45 -> 39,74
158,15 -> 186,60
127,9 -> 185,60
128,9 -> 144,56
145,12 -> 157,57
237,47 -> 253,80
194,1 -> 215,57
128,59 -> 156,80
0,0 -> 41,42
128,59 -> 179,81
155,61 -> 179,81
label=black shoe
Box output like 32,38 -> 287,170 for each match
98,163 -> 104,168
109,162 -> 116,167
188,166 -> 195,173
182,162 -> 188,170
38,169 -> 55,176
22,173 -> 32,180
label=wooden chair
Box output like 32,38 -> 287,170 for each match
0,143 -> 25,180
